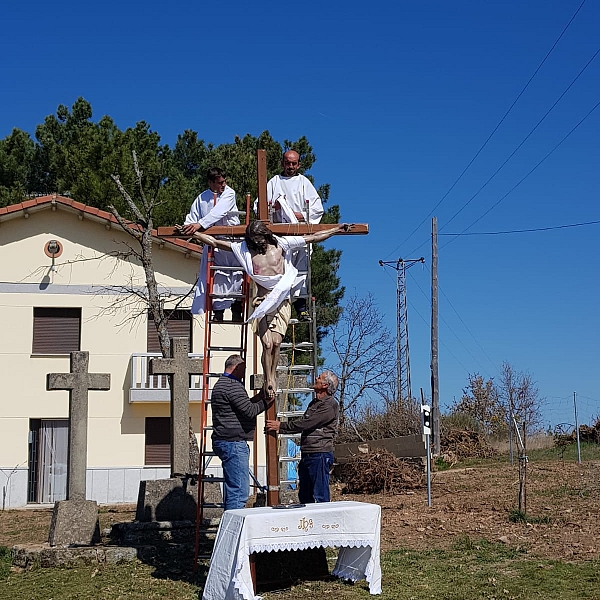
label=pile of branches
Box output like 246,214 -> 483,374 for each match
578,421 -> 600,444
336,448 -> 424,495
441,429 -> 498,460
554,418 -> 600,446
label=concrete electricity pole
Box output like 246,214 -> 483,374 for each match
431,217 -> 440,455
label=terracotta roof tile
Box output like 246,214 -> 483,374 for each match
0,195 -> 200,255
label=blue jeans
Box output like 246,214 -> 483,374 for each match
212,439 -> 250,511
298,451 -> 334,503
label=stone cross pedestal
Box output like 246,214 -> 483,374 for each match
136,338 -> 214,524
47,351 -> 110,546
149,337 -> 203,477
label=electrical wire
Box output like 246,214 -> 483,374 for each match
441,97 -> 600,249
441,45 -> 600,231
408,269 -> 495,378
439,219 -> 600,236
383,0 -> 588,259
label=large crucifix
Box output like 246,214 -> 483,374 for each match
158,150 -> 368,505
149,337 -> 204,478
47,351 -> 111,501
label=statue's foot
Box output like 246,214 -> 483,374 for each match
266,384 -> 276,400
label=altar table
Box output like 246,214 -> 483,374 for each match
202,500 -> 382,599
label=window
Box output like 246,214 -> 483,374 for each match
147,310 -> 193,353
32,308 -> 81,354
145,417 -> 171,465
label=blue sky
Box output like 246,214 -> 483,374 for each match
2,0 -> 598,429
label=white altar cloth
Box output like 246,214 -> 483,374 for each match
202,501 -> 382,599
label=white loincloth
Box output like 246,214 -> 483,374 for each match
230,236 -> 304,322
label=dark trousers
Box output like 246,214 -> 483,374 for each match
298,451 -> 334,503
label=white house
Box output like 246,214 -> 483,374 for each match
0,195 -> 260,508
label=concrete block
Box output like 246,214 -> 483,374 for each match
135,477 -> 222,523
48,499 -> 100,547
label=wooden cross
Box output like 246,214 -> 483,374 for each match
47,352 -> 111,501
149,337 -> 204,478
157,150 -> 368,506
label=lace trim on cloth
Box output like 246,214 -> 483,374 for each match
245,539 -> 374,554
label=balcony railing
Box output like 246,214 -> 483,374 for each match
129,352 -> 204,403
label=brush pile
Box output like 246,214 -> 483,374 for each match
337,448 -> 424,495
441,429 -> 498,461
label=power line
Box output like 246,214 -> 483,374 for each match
383,0 -> 588,259
441,97 -> 600,249
441,45 -> 600,231
408,269 -> 495,379
439,219 -> 600,236
427,266 -> 498,375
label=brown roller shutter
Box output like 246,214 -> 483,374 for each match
147,310 -> 193,353
145,417 -> 171,465
32,308 -> 81,354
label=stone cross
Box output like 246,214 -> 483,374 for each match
149,337 -> 203,478
47,352 -> 110,501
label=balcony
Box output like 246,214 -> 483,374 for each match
129,353 -> 204,403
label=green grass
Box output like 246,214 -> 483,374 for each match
526,442 -> 600,463
1,541 -> 599,600
535,482 -> 591,500
448,442 -> 600,470
0,546 -> 11,580
508,509 -> 552,525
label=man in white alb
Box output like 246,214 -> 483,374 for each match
193,221 -> 352,398
180,168 -> 244,322
265,150 -> 324,321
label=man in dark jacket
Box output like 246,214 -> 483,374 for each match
212,354 -> 272,510
265,370 -> 339,503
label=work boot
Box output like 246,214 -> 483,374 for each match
231,301 -> 244,323
293,299 -> 310,322
213,310 -> 224,322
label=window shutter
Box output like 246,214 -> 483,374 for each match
147,311 -> 193,353
32,308 -> 81,354
145,417 -> 171,465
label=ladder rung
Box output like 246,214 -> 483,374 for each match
280,342 -> 313,349
279,434 -> 301,440
278,457 -> 300,463
202,476 -> 225,483
289,318 -> 312,325
208,346 -> 246,352
276,365 -> 314,372
202,502 -> 224,509
279,479 -> 299,485
209,318 -> 245,325
278,411 -> 306,418
278,387 -> 313,394
208,293 -> 246,298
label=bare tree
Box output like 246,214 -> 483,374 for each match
109,152 -> 200,472
326,292 -> 395,426
499,362 -> 544,435
108,151 -> 187,358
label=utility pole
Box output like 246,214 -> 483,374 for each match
379,257 -> 424,402
431,217 -> 440,455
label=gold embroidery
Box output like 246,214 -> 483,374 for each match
297,517 -> 314,532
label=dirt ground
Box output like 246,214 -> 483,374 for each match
1,459 -> 598,562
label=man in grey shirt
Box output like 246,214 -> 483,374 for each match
211,355 -> 272,510
265,370 -> 339,503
